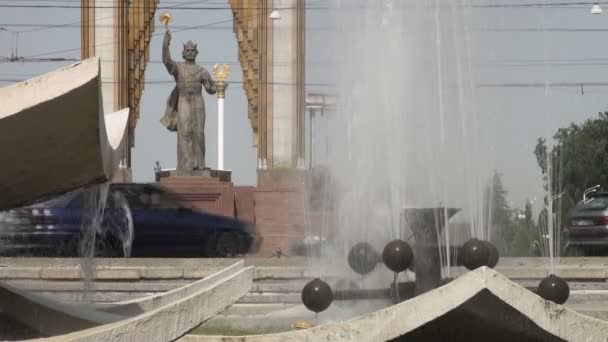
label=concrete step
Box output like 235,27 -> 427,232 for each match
2,279 -> 189,292
253,267 -> 311,280
567,290 -> 608,305
33,290 -> 157,303
0,257 -> 239,268
573,310 -> 608,320
248,280 -> 608,295
0,266 -> 224,280
516,280 -> 608,291
237,284 -> 608,308
220,303 -> 299,316
237,292 -> 301,304
251,280 -> 308,292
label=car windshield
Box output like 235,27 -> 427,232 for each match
113,185 -> 183,210
581,196 -> 608,210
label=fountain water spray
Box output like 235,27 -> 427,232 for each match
321,0 -> 495,279
79,183 -> 110,299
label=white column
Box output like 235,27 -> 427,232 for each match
213,64 -> 230,171
218,96 -> 225,170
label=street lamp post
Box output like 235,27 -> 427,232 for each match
583,185 -> 601,202
213,64 -> 230,171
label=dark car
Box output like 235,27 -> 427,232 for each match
563,192 -> 608,256
0,183 -> 261,257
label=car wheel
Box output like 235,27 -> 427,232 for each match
238,234 -> 251,254
215,232 -> 239,257
95,235 -> 124,257
203,233 -> 218,257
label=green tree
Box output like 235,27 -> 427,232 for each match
485,171 -> 537,256
525,200 -> 533,224
534,111 -> 608,233
486,171 -> 514,253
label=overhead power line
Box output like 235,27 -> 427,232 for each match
479,82 -> 608,88
0,0 -> 225,2
6,23 -> 608,32
0,78 -> 332,87
0,23 -> 331,31
0,1 -> 604,10
0,4 -> 327,10
483,28 -> 608,32
0,57 -> 331,66
19,15 -> 236,58
471,1 -> 608,8
0,0 -> 210,34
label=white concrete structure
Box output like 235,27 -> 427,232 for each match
0,57 -> 129,210
183,267 -> 608,342
0,281 -> 124,336
0,260 -> 252,341
42,265 -> 252,342
99,261 -> 246,317
5,258 -> 608,340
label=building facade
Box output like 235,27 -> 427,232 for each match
229,0 -> 306,175
81,0 -> 159,182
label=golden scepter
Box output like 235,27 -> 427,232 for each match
160,11 -> 172,30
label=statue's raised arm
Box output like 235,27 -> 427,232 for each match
162,31 -> 177,75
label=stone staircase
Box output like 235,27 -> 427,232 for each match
4,257 -> 608,338
0,258 -> 237,305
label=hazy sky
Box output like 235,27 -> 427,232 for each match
2,0 -> 608,211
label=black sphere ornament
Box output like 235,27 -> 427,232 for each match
348,242 -> 379,275
484,241 -> 499,269
460,238 -> 490,270
537,274 -> 570,305
382,239 -> 414,273
301,278 -> 334,313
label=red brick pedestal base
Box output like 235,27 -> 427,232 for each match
158,168 -> 330,257
254,170 -> 307,257
158,170 -> 255,227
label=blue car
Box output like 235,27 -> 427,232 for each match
0,183 -> 261,257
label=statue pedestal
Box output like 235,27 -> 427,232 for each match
161,168 -> 232,182
158,169 -> 255,222
253,168 -> 337,257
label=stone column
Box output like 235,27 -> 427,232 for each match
268,0 -> 305,169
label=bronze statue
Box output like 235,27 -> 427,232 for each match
161,30 -> 217,172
